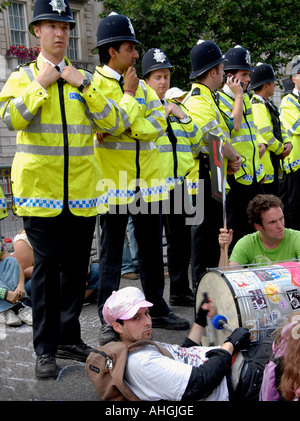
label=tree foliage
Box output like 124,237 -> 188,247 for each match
0,1 -> 10,12
98,0 -> 299,89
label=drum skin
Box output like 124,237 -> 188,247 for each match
195,262 -> 300,346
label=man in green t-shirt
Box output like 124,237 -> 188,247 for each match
219,194 -> 300,267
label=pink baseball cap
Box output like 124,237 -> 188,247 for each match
103,287 -> 153,326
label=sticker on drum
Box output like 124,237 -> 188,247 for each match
255,267 -> 292,286
244,319 -> 259,342
263,282 -> 284,303
277,261 -> 300,287
225,272 -> 256,290
286,289 -> 300,310
249,289 -> 267,310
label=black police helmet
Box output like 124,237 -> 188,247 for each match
92,13 -> 140,54
248,63 -> 277,90
142,48 -> 174,79
29,0 -> 76,36
292,55 -> 300,75
189,40 -> 226,79
223,45 -> 253,72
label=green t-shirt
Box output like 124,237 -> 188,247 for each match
229,228 -> 300,266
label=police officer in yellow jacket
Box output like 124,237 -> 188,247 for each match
142,48 -> 202,306
0,0 -> 138,379
279,55 -> 300,230
92,14 -> 190,345
249,62 -> 292,196
217,45 -> 266,250
184,40 -> 242,286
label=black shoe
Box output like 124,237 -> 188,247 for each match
35,354 -> 59,380
169,293 -> 195,307
98,323 -> 119,346
56,340 -> 96,362
151,312 -> 190,330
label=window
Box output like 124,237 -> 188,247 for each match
8,2 -> 27,47
67,11 -> 80,61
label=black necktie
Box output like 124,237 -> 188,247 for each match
55,65 -> 61,74
119,75 -> 124,92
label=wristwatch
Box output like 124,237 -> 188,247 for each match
78,78 -> 90,93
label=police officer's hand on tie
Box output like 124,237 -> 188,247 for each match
36,62 -> 61,90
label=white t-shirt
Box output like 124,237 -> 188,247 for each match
125,343 -> 229,401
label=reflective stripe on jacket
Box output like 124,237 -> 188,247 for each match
217,91 -> 265,185
280,93 -> 300,174
251,94 -> 287,183
0,186 -> 7,220
183,83 -> 229,194
157,99 -> 202,190
93,66 -> 168,206
0,54 -> 135,217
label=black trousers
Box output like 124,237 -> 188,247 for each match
190,178 -> 223,288
98,201 -> 169,322
280,169 -> 300,230
163,183 -> 192,296
24,209 -> 96,356
226,176 -> 263,252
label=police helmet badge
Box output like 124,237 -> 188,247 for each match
153,49 -> 167,63
127,17 -> 135,36
245,50 -> 251,66
49,0 -> 67,15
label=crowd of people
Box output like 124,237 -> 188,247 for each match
0,0 -> 300,400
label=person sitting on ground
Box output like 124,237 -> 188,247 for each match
218,194 -> 300,268
260,311 -> 300,401
0,240 -> 32,326
13,229 -> 100,303
102,286 -> 251,401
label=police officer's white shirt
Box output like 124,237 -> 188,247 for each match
254,93 -> 266,103
223,83 -> 235,100
293,87 -> 300,97
103,64 -> 124,82
124,343 -> 229,401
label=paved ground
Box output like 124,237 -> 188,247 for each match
0,276 -> 194,402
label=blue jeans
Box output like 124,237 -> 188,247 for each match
121,216 -> 139,275
87,263 -> 99,290
0,257 -> 26,312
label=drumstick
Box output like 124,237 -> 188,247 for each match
216,318 -> 233,333
223,215 -> 229,268
212,314 -> 233,332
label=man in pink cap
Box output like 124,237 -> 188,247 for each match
102,286 -> 251,400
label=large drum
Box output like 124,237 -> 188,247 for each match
195,261 -> 300,346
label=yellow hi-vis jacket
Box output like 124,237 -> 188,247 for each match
0,186 -> 7,220
217,90 -> 265,185
280,92 -> 300,174
93,66 -> 168,207
251,94 -> 289,183
0,55 -> 138,217
157,99 -> 202,190
183,83 -> 230,195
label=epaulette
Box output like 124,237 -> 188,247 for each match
251,97 -> 260,104
73,64 -> 93,76
15,60 -> 35,71
191,87 -> 201,96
